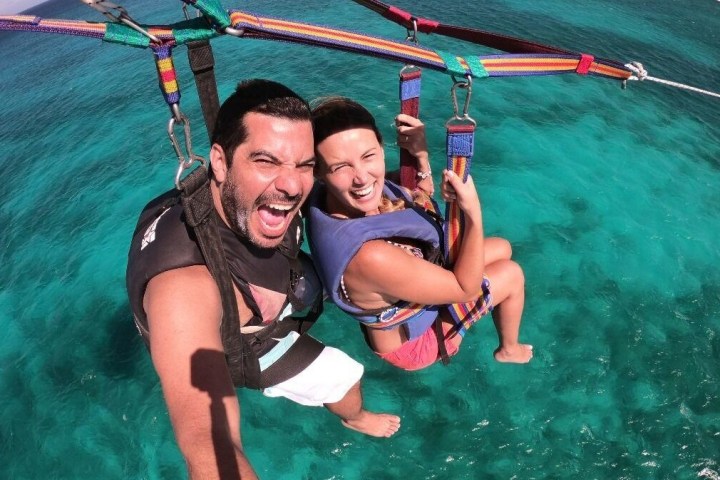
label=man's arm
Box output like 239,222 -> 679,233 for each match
144,265 -> 258,480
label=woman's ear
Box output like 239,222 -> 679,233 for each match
210,144 -> 228,182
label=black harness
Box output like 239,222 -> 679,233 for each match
128,42 -> 323,389
177,166 -> 323,389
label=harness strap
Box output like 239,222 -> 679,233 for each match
178,166 -> 262,389
444,123 -> 474,263
351,0 -> 631,79
225,11 -> 632,81
398,66 -> 422,189
433,316 -> 450,366
443,113 -> 490,333
186,39 -> 220,141
257,329 -> 325,388
0,13 -> 633,82
152,45 -> 181,108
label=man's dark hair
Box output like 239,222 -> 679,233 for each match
211,79 -> 311,168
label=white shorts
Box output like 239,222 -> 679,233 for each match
261,332 -> 364,406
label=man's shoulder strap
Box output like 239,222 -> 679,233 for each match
178,166 -> 261,389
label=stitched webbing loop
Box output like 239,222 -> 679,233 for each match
398,65 -> 422,189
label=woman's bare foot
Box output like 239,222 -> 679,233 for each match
342,412 -> 401,438
494,344 -> 533,363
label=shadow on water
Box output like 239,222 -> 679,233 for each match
100,303 -> 146,380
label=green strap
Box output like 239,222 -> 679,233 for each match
104,22 -> 150,48
172,17 -> 218,45
465,55 -> 489,79
191,0 -> 232,29
103,18 -> 217,48
435,50 -> 489,79
436,49 -> 465,76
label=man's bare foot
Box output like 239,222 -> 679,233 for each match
341,411 -> 401,438
494,344 -> 533,363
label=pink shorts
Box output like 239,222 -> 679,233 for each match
375,320 -> 460,371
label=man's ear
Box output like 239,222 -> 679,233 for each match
209,144 -> 228,182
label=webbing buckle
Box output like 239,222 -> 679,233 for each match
168,108 -> 207,189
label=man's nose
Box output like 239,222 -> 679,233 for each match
274,167 -> 303,197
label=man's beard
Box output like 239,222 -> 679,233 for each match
220,174 -> 299,248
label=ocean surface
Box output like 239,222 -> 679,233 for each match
1,0 -> 718,478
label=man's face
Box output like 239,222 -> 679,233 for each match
217,112 -> 315,248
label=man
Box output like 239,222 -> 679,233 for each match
126,79 -> 400,479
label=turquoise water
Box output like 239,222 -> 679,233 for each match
1,0 -> 718,478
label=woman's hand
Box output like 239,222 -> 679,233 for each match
396,114 -> 428,162
441,170 -> 481,218
396,114 -> 433,195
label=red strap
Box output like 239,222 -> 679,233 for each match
447,123 -> 476,134
384,6 -> 439,34
416,18 -> 439,34
399,69 -> 421,189
385,6 -> 412,23
576,53 -> 594,75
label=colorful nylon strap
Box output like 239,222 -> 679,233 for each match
443,116 -> 490,330
0,13 -> 632,81
0,15 -> 216,48
444,122 -> 474,263
225,10 -> 632,81
351,0 -> 632,79
153,45 -> 180,106
398,66 -> 422,189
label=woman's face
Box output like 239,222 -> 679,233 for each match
316,127 -> 385,217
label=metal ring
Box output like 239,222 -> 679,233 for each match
224,27 -> 245,37
405,18 -> 418,44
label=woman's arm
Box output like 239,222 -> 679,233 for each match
344,171 -> 485,308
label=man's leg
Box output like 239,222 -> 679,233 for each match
261,337 -> 401,437
325,381 -> 401,438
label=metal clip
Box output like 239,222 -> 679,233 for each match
167,111 -> 207,189
399,19 -> 421,78
224,26 -> 245,37
447,75 -> 476,127
81,0 -> 161,44
405,18 -> 418,44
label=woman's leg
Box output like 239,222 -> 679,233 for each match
485,237 -> 512,264
484,259 -> 533,363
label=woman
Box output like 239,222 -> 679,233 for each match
306,97 -> 532,371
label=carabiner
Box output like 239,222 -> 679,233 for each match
167,112 -> 207,189
447,75 -> 476,126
